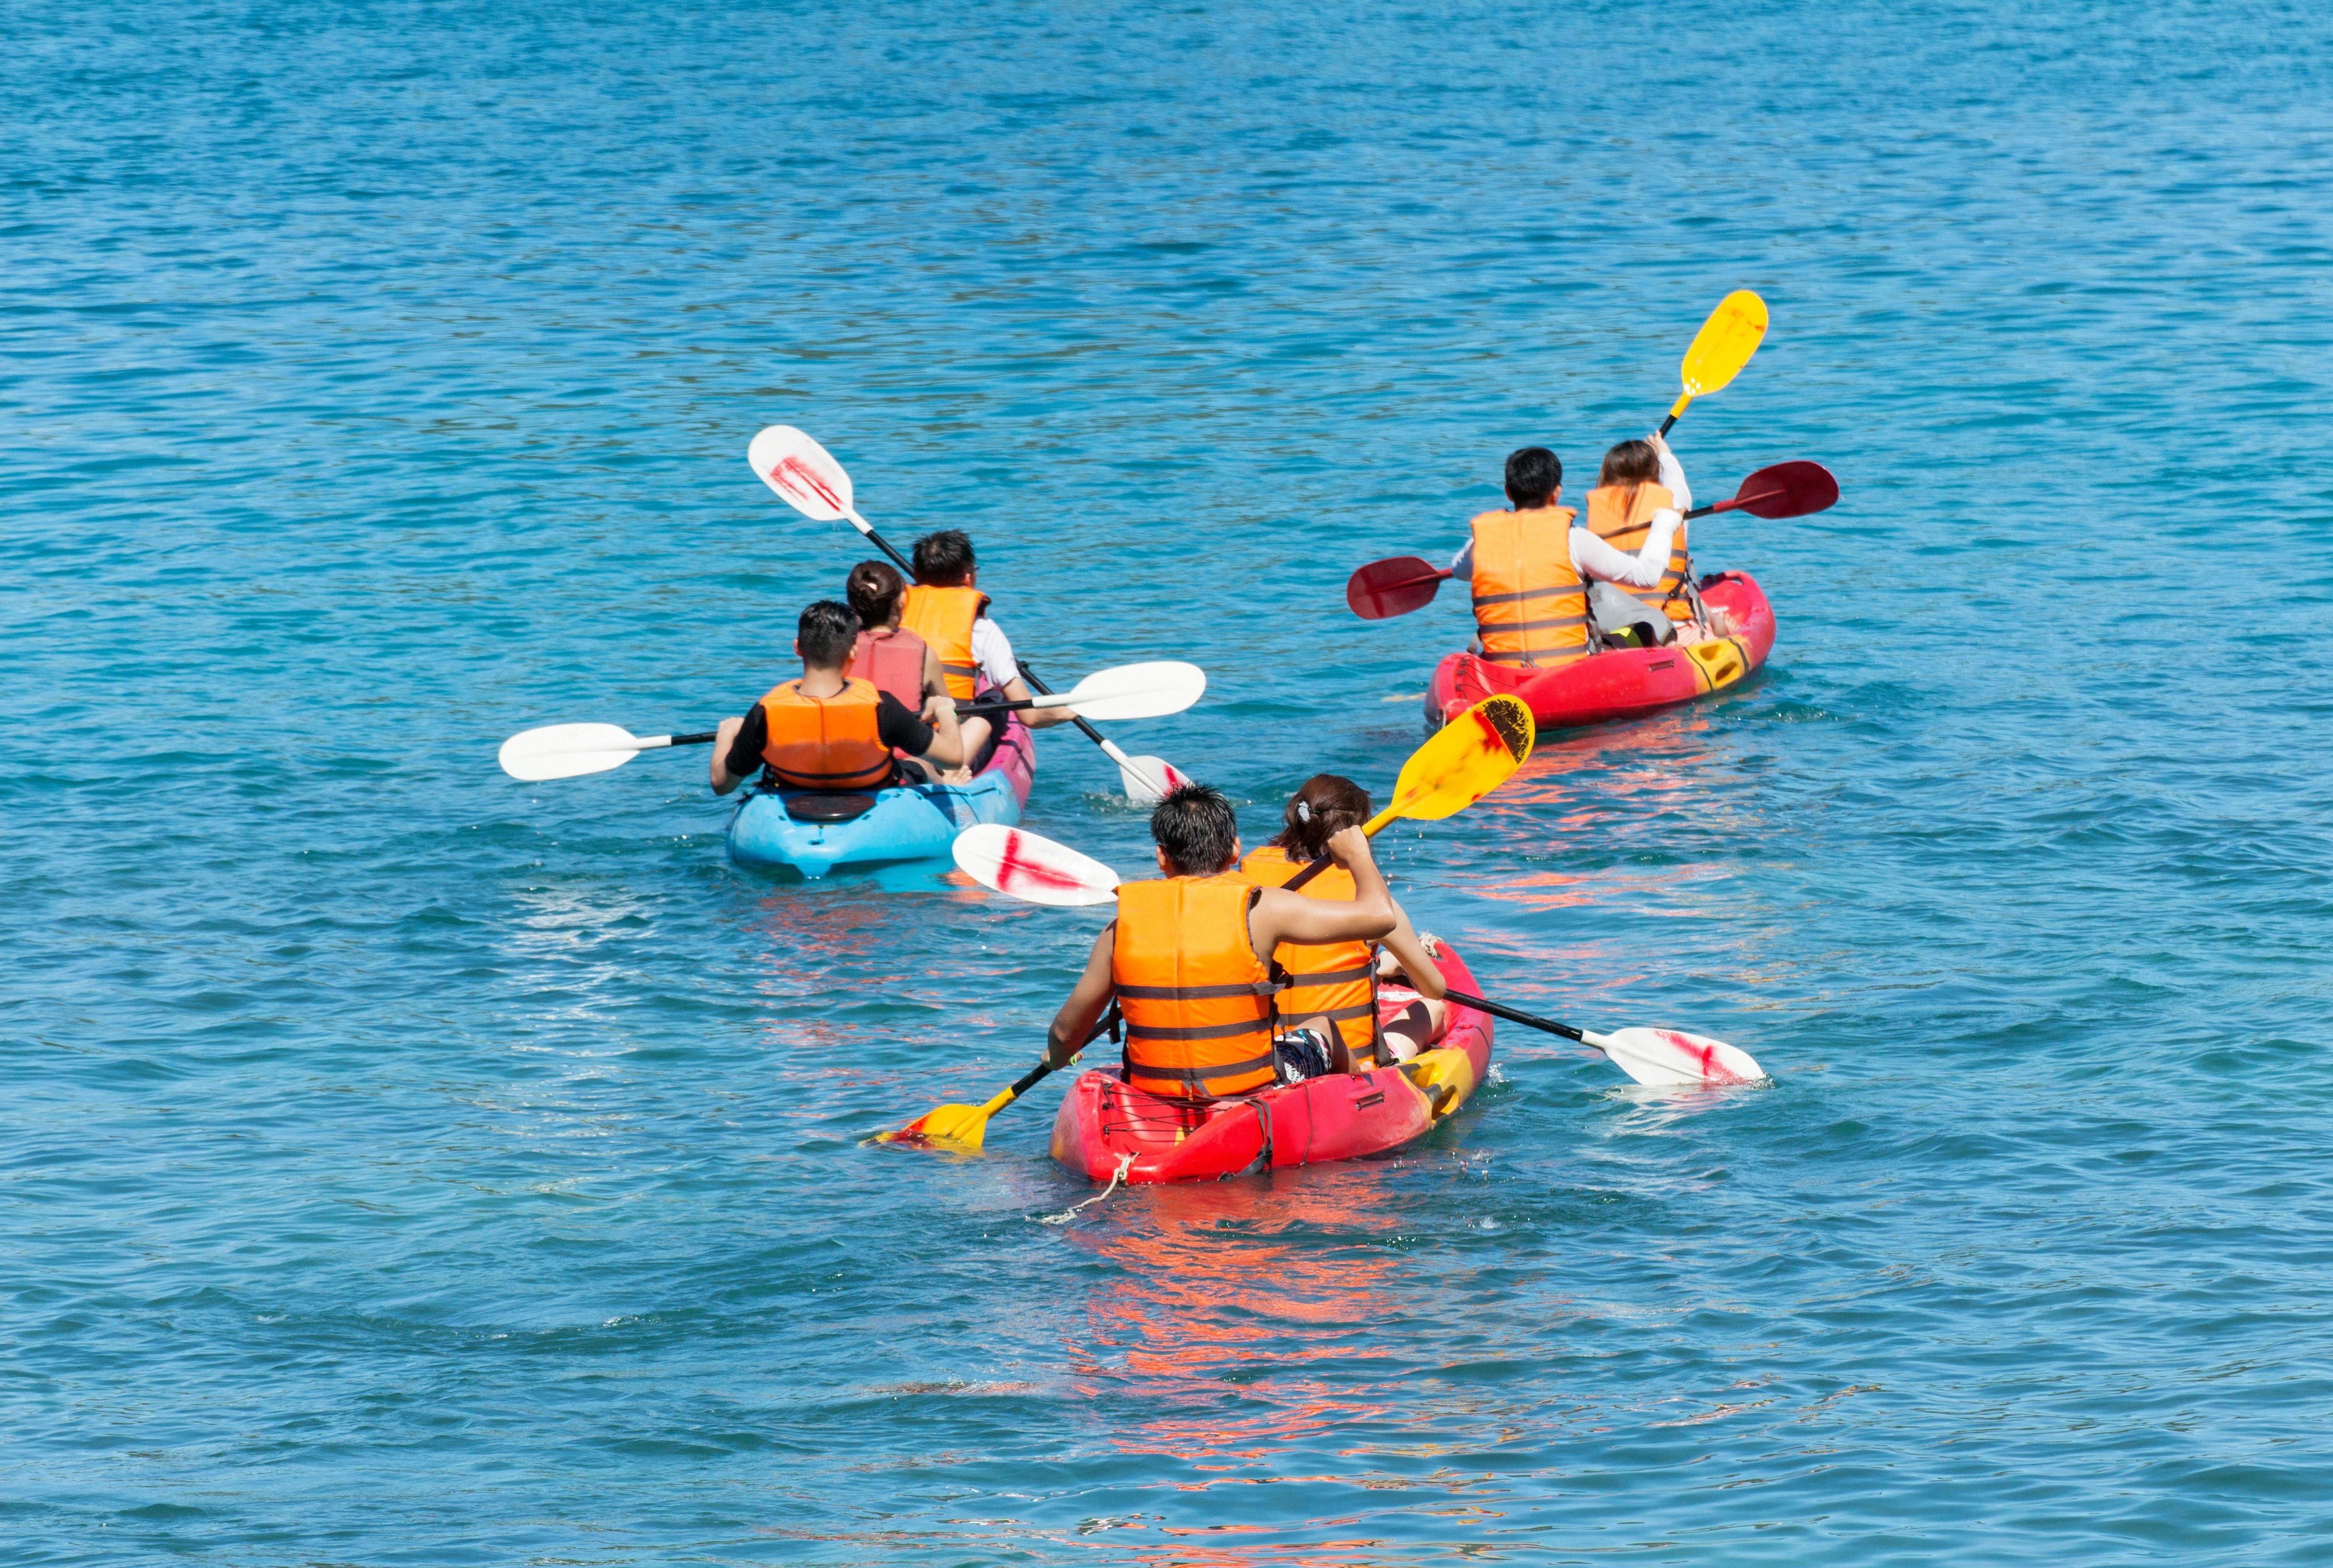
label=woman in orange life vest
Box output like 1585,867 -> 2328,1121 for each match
843,560 -> 966,784
1239,775 -> 1451,1068
1450,445 -> 1686,669
901,530 -> 1082,773
708,600 -> 967,798
1582,431 -> 1735,640
1045,785 -> 1398,1098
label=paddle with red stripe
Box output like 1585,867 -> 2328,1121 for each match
1343,461 -> 1838,622
746,425 -> 1193,804
943,822 -> 1769,1091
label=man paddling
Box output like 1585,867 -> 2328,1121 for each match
901,530 -> 1079,769
1451,442 -> 1686,668
709,601 -> 967,797
1044,784 -> 1397,1094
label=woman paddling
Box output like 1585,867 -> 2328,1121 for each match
1240,774 -> 1451,1068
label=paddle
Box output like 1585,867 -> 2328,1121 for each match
747,425 -> 1192,804
1343,460 -> 1835,622
1661,289 -> 1767,437
948,823 -> 1766,1088
871,1011 -> 1119,1151
499,723 -> 720,782
955,661 -> 1204,725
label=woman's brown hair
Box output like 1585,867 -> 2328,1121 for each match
1598,439 -> 1661,488
1268,774 -> 1372,862
845,559 -> 907,630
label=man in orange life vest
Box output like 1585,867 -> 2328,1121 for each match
843,559 -> 963,783
1450,439 -> 1686,668
900,530 -> 1080,772
708,601 -> 968,798
1045,785 -> 1398,1097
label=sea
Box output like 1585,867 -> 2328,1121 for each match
8,0 -> 2333,1561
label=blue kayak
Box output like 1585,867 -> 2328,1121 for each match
725,714 -> 1035,879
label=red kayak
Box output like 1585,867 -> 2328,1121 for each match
1427,570 -> 1775,732
1048,946 -> 1495,1184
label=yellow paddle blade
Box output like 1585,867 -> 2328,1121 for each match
1679,290 -> 1768,398
1369,695 -> 1535,829
868,1086 -> 1015,1152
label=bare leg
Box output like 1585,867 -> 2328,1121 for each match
1381,997 -> 1449,1062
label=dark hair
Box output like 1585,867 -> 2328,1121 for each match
845,559 -> 906,629
796,599 -> 861,667
911,530 -> 976,586
1599,439 -> 1660,488
1504,446 -> 1562,508
1149,783 -> 1240,877
1268,774 -> 1371,862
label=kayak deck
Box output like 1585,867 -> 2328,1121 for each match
726,712 -> 1035,878
1048,946 -> 1495,1184
1428,570 -> 1775,732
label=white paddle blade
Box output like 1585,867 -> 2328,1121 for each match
747,425 -> 854,522
1586,1027 -> 1767,1088
1117,755 -> 1191,806
952,824 -> 1120,907
500,723 -> 647,782
1056,661 -> 1207,723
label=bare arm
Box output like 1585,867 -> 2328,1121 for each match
918,695 -> 966,767
1250,826 -> 1395,952
998,673 -> 1078,731
1046,924 -> 1117,1067
710,715 -> 749,795
1376,900 -> 1447,1000
922,643 -> 948,702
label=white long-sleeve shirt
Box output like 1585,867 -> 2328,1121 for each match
1448,444 -> 1694,588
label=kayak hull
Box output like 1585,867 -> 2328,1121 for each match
1427,570 -> 1775,732
725,712 -> 1035,878
1048,947 -> 1495,1184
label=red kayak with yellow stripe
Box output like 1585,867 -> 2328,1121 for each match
1049,945 -> 1495,1184
1427,570 -> 1774,732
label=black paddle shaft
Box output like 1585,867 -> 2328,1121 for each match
1446,989 -> 1586,1043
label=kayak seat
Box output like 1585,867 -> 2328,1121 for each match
783,792 -> 880,824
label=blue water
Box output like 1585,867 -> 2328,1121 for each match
9,0 -> 2333,1560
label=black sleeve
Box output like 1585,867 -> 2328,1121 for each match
876,691 -> 937,756
723,704 -> 768,781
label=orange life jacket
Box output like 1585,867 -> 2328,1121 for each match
1113,874 -> 1279,1101
1239,844 -> 1383,1068
1469,508 -> 1589,668
900,585 -> 989,700
756,677 -> 894,791
1584,481 -> 1690,621
848,627 -> 928,712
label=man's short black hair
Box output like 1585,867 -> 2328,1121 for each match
912,530 -> 976,586
1505,446 -> 1562,508
797,600 -> 861,668
1150,783 -> 1240,877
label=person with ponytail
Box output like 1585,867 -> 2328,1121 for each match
1583,431 -> 1734,639
1240,775 -> 1451,1069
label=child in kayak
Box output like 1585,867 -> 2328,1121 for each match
1240,775 -> 1450,1067
1450,443 -> 1685,668
902,530 -> 1080,770
708,600 -> 966,797
844,560 -> 965,783
1581,432 -> 1735,640
1043,784 -> 1397,1095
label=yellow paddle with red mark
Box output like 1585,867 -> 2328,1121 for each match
871,696 -> 1538,1151
1662,290 -> 1768,436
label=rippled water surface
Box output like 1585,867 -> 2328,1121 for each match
10,0 -> 2333,1561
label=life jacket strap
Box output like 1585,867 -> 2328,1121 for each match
1123,1017 -> 1276,1043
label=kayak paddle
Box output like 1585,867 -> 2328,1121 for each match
953,660 -> 1205,725
747,425 -> 1193,804
1684,460 -> 1838,523
499,722 -> 719,782
950,822 -> 1766,1088
1662,289 -> 1767,436
872,1010 -> 1120,1152
1342,460 -> 1836,622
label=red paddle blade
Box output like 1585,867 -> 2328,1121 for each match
1729,461 -> 1839,520
1347,556 -> 1451,620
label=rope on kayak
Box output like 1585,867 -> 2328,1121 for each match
1034,1152 -> 1135,1226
